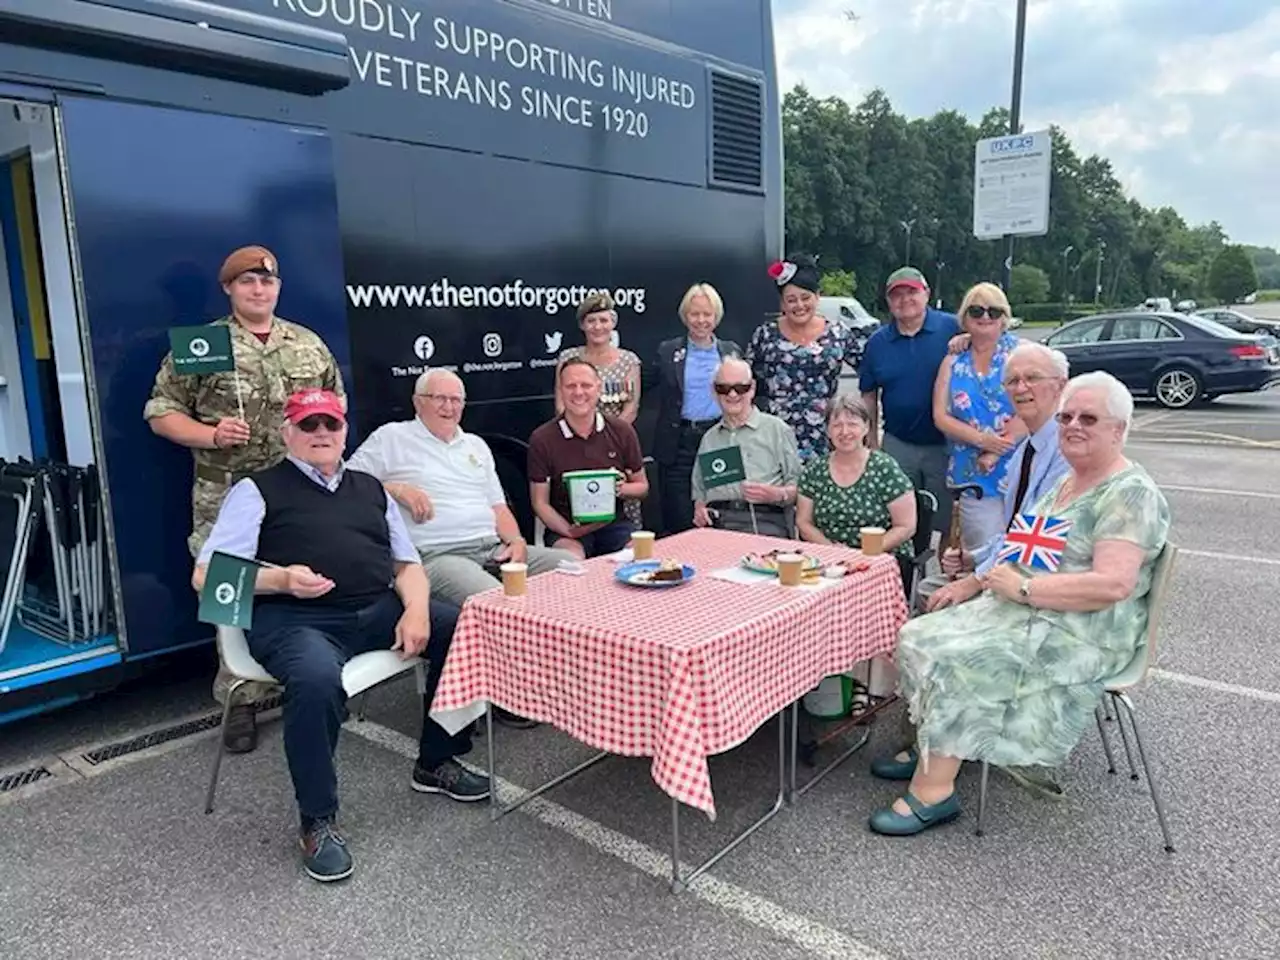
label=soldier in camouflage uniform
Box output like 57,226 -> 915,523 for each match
144,245 -> 345,753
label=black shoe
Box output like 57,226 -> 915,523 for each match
411,759 -> 491,802
299,818 -> 353,883
493,707 -> 540,730
224,703 -> 258,754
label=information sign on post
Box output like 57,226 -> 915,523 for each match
972,130 -> 1052,240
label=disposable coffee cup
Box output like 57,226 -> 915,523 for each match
776,553 -> 805,587
500,562 -> 528,598
860,526 -> 886,556
631,530 -> 655,560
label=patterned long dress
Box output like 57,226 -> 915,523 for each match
558,345 -> 644,527
895,463 -> 1170,768
744,320 -> 867,463
945,332 -> 1021,497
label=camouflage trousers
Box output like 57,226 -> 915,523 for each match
191,475 -> 276,709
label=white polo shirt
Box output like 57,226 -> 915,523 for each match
347,418 -> 508,549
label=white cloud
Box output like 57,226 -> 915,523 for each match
775,0 -> 1279,246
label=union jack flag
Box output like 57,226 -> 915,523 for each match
996,513 -> 1073,572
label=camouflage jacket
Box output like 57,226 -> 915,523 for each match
144,315 -> 344,480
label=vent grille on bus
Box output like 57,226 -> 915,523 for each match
709,71 -> 764,192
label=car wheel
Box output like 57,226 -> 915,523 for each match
1154,367 -> 1202,409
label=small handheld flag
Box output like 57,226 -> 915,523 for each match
996,513 -> 1073,572
697,445 -> 747,489
197,551 -> 265,629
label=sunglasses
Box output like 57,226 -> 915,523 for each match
1056,411 -> 1101,427
714,382 -> 753,396
966,304 -> 1007,320
297,415 -> 343,433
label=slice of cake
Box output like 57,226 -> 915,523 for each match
649,558 -> 684,582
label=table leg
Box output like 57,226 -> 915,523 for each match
789,701 -> 874,801
486,702 -> 611,821
669,707 -> 788,893
486,702 -> 499,822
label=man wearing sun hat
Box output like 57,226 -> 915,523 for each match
857,266 -> 960,537
145,245 -> 345,755
194,387 -> 487,883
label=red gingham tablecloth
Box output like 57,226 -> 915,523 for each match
431,528 -> 910,819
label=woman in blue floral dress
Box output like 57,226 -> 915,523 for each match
747,254 -> 867,463
932,282 -> 1026,551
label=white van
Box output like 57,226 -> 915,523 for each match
817,296 -> 880,334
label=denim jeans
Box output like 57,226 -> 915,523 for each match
246,592 -> 470,824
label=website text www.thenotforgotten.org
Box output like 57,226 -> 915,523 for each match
347,278 -> 647,315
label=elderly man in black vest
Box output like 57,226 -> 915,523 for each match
193,388 -> 489,885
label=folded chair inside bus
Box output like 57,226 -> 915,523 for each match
0,458 -> 110,650
0,466 -> 39,656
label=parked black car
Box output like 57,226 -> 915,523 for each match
1043,311 -> 1280,409
1194,307 -> 1280,344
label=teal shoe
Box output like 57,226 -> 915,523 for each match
868,791 -> 962,836
870,747 -> 918,781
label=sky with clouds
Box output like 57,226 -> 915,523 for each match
774,0 -> 1279,248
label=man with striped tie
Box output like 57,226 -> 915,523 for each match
926,340 -> 1072,609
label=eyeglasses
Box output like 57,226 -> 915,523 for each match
297,415 -> 343,433
966,304 -> 1007,320
1056,410 -> 1102,427
420,393 -> 465,406
714,382 -> 753,396
1003,373 -> 1053,388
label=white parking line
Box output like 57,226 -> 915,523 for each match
1134,410 -> 1178,430
1180,548 -> 1280,567
1160,484 -> 1280,501
1151,669 -> 1280,705
345,719 -> 889,960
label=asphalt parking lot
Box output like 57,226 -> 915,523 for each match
2,398 -> 1279,960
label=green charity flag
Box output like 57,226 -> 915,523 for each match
697,445 -> 746,489
198,551 -> 264,629
169,324 -> 236,375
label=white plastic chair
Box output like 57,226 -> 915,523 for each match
975,542 -> 1179,852
204,625 -> 426,814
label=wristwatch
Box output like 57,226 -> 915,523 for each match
1018,577 -> 1032,602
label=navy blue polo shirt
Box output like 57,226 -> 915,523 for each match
858,307 -> 960,447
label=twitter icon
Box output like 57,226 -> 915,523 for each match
544,331 -> 563,353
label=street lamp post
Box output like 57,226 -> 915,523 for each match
901,218 -> 917,265
1001,0 -> 1030,294
935,260 -> 946,308
1061,245 -> 1075,301
1094,240 -> 1106,304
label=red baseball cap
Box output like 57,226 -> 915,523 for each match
284,389 -> 346,424
885,266 -> 929,293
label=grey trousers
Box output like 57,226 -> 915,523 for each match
881,434 -> 950,538
713,506 -> 792,539
418,536 -> 578,607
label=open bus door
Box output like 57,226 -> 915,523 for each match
0,90 -> 350,723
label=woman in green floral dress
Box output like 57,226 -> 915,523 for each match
866,371 -> 1170,837
796,394 -> 918,597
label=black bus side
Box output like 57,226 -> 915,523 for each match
0,0 -> 780,711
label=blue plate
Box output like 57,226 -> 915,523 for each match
615,560 -> 697,588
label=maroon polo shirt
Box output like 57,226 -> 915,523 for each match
528,412 -> 644,521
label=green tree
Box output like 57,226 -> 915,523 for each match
1009,264 -> 1051,305
779,85 -> 1251,312
1209,245 -> 1260,304
821,269 -> 857,297
1245,245 -> 1280,289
